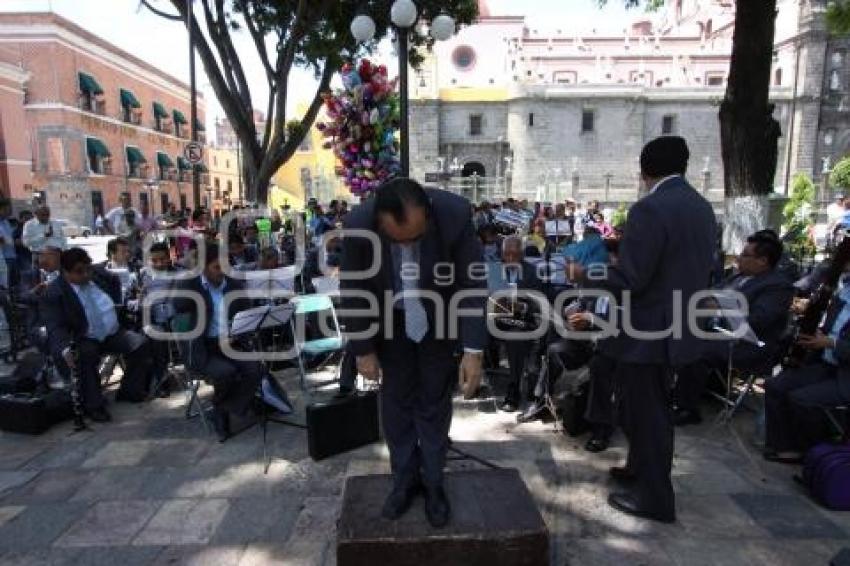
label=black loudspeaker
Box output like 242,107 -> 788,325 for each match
0,390 -> 73,435
306,391 -> 380,461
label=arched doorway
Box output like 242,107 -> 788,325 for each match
462,161 -> 486,177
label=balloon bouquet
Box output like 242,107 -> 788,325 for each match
318,59 -> 401,197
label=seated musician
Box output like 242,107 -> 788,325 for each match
497,236 -> 544,413
136,242 -> 182,395
42,248 -> 152,422
764,267 -> 850,463
173,243 -> 263,442
228,233 -> 258,271
99,237 -> 138,301
674,231 -> 794,425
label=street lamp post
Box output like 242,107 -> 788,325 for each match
350,1 -> 456,178
187,0 -> 201,208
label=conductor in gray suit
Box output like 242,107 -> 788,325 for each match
570,137 -> 717,523
340,178 -> 487,528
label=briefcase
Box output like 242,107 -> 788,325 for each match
306,390 -> 380,461
559,385 -> 589,437
0,390 -> 73,435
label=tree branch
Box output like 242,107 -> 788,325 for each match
243,4 -> 275,83
212,0 -> 253,112
138,0 -> 181,21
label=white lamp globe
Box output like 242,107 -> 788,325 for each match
430,13 -> 456,41
391,0 -> 418,28
350,14 -> 376,42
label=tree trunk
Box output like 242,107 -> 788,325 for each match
720,0 -> 782,253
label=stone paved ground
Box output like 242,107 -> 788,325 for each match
0,365 -> 848,566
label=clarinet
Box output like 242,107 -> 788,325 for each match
68,338 -> 87,431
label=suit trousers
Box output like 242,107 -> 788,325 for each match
56,329 -> 152,410
586,353 -> 617,428
201,339 -> 263,416
504,339 -> 532,403
764,362 -> 848,452
378,314 -> 457,490
616,361 -> 676,517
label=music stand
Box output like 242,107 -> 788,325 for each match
710,321 -> 765,425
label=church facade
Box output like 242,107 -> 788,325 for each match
410,0 -> 841,208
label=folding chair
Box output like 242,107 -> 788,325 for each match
167,312 -> 213,433
289,293 -> 346,392
823,406 -> 849,441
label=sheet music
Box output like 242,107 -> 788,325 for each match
709,290 -> 764,347
312,276 -> 339,295
244,266 -> 296,300
545,220 -> 572,237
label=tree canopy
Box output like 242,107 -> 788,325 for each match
827,0 -> 850,35
141,0 -> 478,203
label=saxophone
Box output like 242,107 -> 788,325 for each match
68,338 -> 86,431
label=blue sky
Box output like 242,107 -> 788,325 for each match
1,0 -> 644,128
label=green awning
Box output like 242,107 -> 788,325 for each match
173,110 -> 187,125
120,88 -> 141,109
194,118 -> 205,131
126,146 -> 146,164
156,152 -> 174,168
194,163 -> 208,173
177,156 -> 191,170
86,137 -> 110,158
78,72 -> 103,95
153,102 -> 168,119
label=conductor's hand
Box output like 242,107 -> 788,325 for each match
356,353 -> 382,382
458,352 -> 483,400
797,331 -> 832,351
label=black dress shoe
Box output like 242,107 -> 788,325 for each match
517,399 -> 546,423
585,435 -> 610,453
210,408 -> 231,443
424,485 -> 450,528
115,389 -> 145,404
607,492 -> 675,523
382,482 -> 421,521
609,466 -> 637,485
86,406 -> 112,423
673,408 -> 702,426
499,398 -> 519,413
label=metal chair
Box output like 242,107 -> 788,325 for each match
167,312 -> 213,433
289,293 -> 346,392
824,405 -> 849,441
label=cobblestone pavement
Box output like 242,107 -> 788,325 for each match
0,366 -> 848,566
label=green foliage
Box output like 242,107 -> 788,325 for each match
611,203 -> 628,227
827,0 -> 850,36
830,156 -> 850,190
783,173 -> 817,258
597,0 -> 666,11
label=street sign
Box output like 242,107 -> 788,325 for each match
184,142 -> 203,165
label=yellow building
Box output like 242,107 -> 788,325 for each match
208,146 -> 241,214
271,105 -> 350,211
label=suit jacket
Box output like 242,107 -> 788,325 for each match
592,176 -> 717,366
173,276 -> 252,371
817,293 -> 850,401
42,270 -> 122,358
341,188 -> 488,356
721,270 -> 794,356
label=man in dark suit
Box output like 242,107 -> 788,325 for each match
497,236 -> 545,413
569,137 -> 717,523
42,248 -> 152,422
674,230 -> 794,424
340,178 -> 487,528
173,243 -> 263,442
764,277 -> 850,462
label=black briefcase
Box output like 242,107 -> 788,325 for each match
559,385 -> 589,437
0,390 -> 73,435
306,391 -> 380,461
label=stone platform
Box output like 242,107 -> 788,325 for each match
337,469 -> 549,566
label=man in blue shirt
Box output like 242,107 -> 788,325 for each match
174,244 -> 263,442
0,199 -> 18,288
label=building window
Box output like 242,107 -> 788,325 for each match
227,180 -> 233,193
226,159 -> 230,169
452,46 -> 477,71
553,71 -> 577,84
662,115 -> 676,135
120,89 -> 141,125
139,192 -> 148,208
298,135 -> 312,152
528,113 -> 534,127
581,110 -> 595,133
213,156 -> 218,167
46,138 -> 66,173
831,70 -> 842,92
706,73 -> 725,87
833,51 -> 845,68
774,68 -> 783,86
469,114 -> 483,136
825,129 -> 836,146
86,137 -> 111,175
214,178 -> 220,190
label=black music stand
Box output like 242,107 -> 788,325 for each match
229,304 -> 307,473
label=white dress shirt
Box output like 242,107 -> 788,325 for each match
70,282 -> 119,342
22,219 -> 66,252
649,174 -> 682,195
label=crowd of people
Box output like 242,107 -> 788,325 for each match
1,135 -> 849,530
